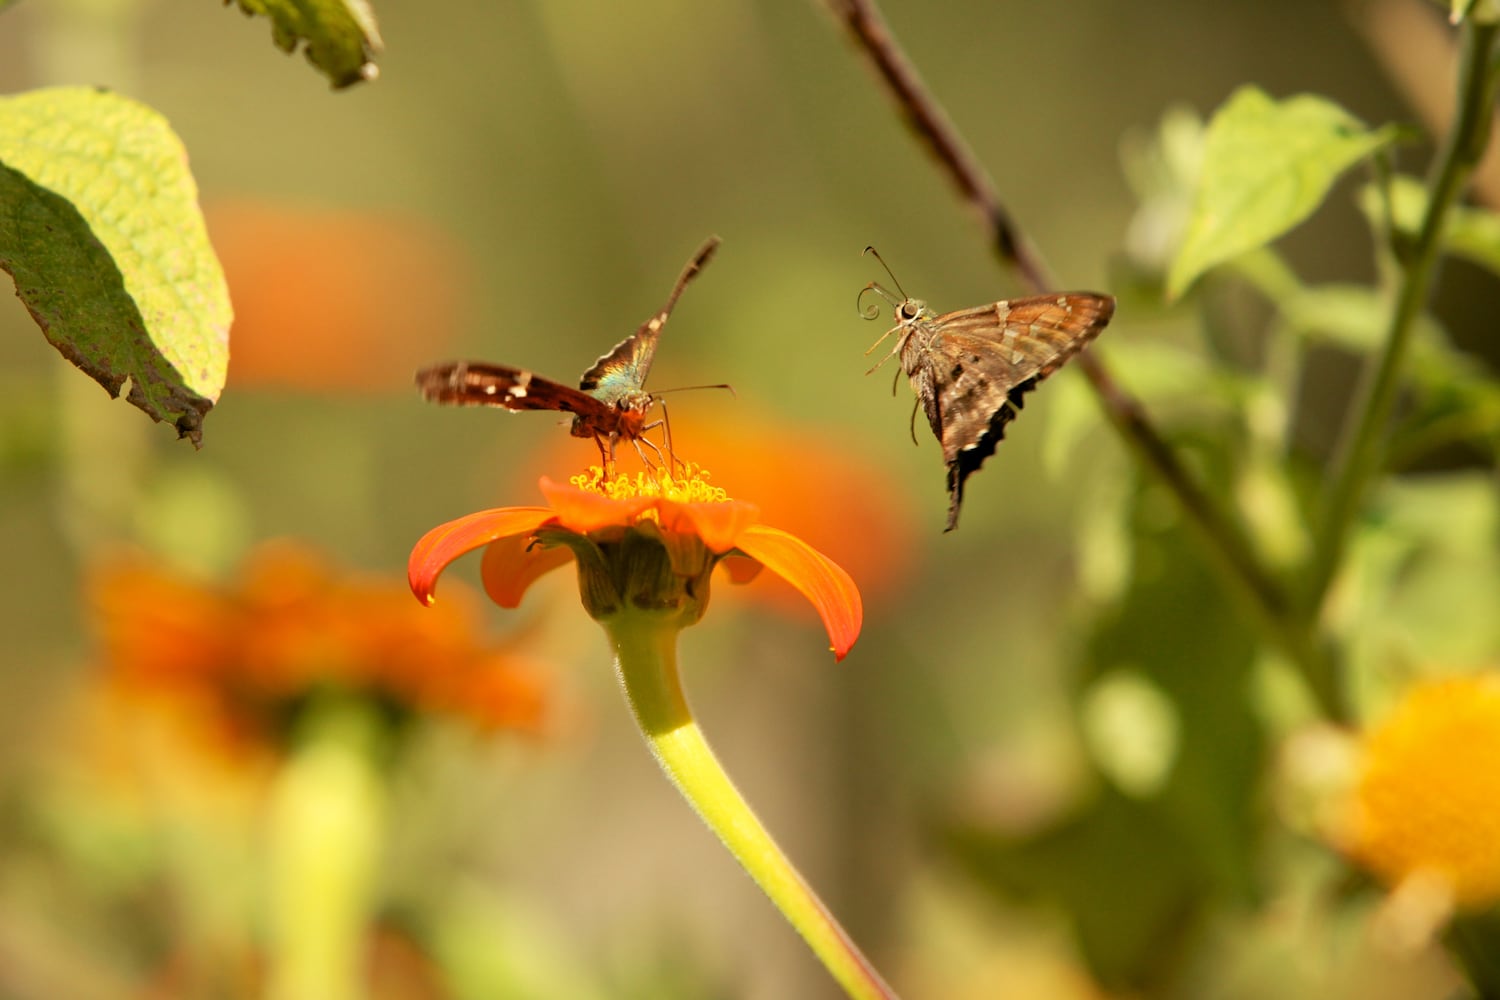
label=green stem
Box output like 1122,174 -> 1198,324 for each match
266,700 -> 389,1000
1305,18 -> 1500,617
604,613 -> 899,1000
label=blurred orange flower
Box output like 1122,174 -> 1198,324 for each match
208,200 -> 470,391
90,541 -> 548,747
411,466 -> 863,660
1344,672 -> 1500,910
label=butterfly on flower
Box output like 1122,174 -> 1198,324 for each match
417,237 -> 720,471
859,248 -> 1115,531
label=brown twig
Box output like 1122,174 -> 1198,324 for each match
825,0 -> 1331,706
826,0 -> 1050,291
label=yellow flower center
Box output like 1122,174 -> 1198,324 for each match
1348,672 -> 1500,909
571,464 -> 731,504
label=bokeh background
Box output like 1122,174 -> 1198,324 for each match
1,1 -> 1495,998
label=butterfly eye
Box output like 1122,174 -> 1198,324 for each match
899,301 -> 921,321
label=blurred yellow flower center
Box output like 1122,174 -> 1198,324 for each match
1348,672 -> 1500,909
572,464 -> 730,504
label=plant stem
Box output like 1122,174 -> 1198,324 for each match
267,700 -> 388,1000
1305,18 -> 1500,618
605,613 -> 900,1000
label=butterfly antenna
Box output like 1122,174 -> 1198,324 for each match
857,281 -> 903,321
651,383 -> 736,399
863,246 -> 909,300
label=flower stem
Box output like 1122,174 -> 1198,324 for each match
266,700 -> 388,1000
605,614 -> 900,1000
1305,17 -> 1500,617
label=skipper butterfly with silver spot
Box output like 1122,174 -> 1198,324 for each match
859,248 -> 1114,531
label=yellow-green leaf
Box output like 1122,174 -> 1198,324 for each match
226,0 -> 383,89
1166,87 -> 1396,300
1362,173 -> 1500,277
0,87 -> 230,445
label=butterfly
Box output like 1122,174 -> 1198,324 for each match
859,248 -> 1115,531
416,236 -> 720,471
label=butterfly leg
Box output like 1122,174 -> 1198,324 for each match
592,433 -> 616,477
863,327 -> 906,376
632,432 -> 669,472
870,334 -> 900,377
653,400 -> 685,475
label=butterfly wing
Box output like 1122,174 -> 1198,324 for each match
415,361 -> 619,424
578,236 -> 720,406
902,292 -> 1115,530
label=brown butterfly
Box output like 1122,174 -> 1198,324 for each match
859,248 -> 1115,531
416,236 -> 720,470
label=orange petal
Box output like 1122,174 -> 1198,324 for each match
409,507 -> 556,605
480,534 -> 575,608
662,497 -> 761,553
539,477 -> 653,532
732,525 -> 863,661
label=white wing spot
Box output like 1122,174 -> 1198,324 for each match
1056,296 -> 1068,308
483,384 -> 499,395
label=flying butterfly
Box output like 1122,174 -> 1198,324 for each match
859,248 -> 1115,532
417,236 -> 720,471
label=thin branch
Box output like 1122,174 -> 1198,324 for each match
1305,18 -> 1500,617
826,0 -> 1048,290
824,0 -> 1330,705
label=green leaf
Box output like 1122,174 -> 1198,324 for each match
0,87 -> 230,445
1277,283 -> 1493,407
1362,173 -> 1500,277
944,487 -> 1266,990
1120,105 -> 1206,273
1277,283 -> 1446,357
226,0 -> 383,89
946,790 -> 1208,991
1166,87 -> 1396,300
1341,473 -> 1500,700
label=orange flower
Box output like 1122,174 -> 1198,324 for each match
531,405 -> 919,611
1344,672 -> 1500,909
409,466 -> 890,996
409,466 -> 863,660
90,542 -> 548,745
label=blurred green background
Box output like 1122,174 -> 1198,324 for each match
1,1 -> 1494,998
